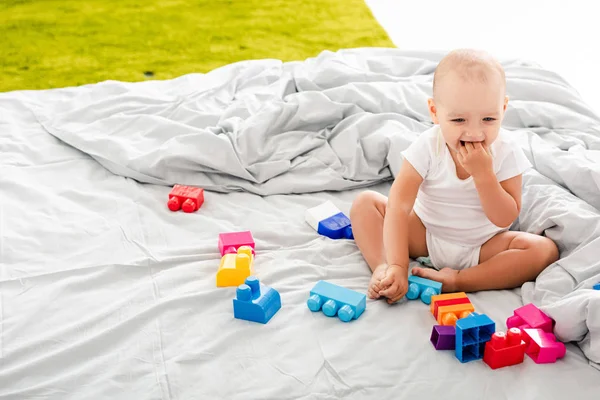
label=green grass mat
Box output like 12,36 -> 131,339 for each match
1,0 -> 394,92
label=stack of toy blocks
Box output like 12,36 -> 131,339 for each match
455,312 -> 495,363
483,327 -> 527,369
307,280 -> 366,322
406,275 -> 442,305
233,276 -> 281,324
506,303 -> 565,363
430,292 -> 474,326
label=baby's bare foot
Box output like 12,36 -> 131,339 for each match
411,266 -> 459,293
368,264 -> 388,299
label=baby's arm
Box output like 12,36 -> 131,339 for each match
473,172 -> 521,228
378,159 -> 423,301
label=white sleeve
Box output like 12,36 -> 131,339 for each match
495,139 -> 532,182
401,130 -> 432,179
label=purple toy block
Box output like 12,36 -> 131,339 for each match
506,303 -> 554,333
431,325 -> 456,350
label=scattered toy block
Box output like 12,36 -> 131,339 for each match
305,201 -> 353,240
167,184 -> 204,212
430,325 -> 456,350
483,328 -> 527,369
406,275 -> 442,305
430,292 -> 469,318
522,328 -> 566,364
455,312 -> 495,363
593,282 -> 600,290
233,276 -> 281,324
437,302 -> 475,326
216,246 -> 254,287
307,280 -> 366,322
218,231 -> 255,257
506,303 -> 554,333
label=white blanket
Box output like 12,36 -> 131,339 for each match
1,48 -> 599,398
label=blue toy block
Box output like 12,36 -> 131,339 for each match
455,312 -> 496,363
233,276 -> 281,324
406,275 -> 442,305
593,282 -> 600,290
305,201 -> 354,240
307,280 -> 366,322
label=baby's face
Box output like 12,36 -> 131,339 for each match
428,73 -> 508,152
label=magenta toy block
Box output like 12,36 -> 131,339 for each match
218,231 -> 255,256
522,328 -> 566,364
430,325 -> 456,350
506,303 -> 554,333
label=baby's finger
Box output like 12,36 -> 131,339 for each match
379,282 -> 398,298
368,287 -> 380,299
379,274 -> 394,289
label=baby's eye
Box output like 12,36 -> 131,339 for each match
483,117 -> 496,122
451,118 -> 465,123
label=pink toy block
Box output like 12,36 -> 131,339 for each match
522,328 -> 566,364
218,231 -> 255,256
506,303 -> 554,333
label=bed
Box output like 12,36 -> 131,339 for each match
1,48 -> 599,399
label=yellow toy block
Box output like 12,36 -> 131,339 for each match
430,292 -> 469,315
216,246 -> 254,287
437,303 -> 475,326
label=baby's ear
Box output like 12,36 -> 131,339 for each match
427,98 -> 439,123
503,95 -> 509,111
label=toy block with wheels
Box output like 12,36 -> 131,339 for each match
506,303 -> 554,333
233,276 -> 281,324
405,275 -> 442,305
522,328 -> 566,364
216,246 -> 254,287
167,184 -> 204,212
430,292 -> 469,318
483,328 -> 527,369
455,312 -> 495,363
305,201 -> 353,240
430,325 -> 456,350
218,231 -> 255,256
307,280 -> 366,322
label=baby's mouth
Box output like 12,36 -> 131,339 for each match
460,139 -> 485,146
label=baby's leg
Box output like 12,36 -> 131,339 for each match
349,190 -> 428,298
412,231 -> 559,292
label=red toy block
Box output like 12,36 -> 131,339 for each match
219,231 -> 255,256
168,185 -> 204,213
483,327 -> 527,369
506,303 -> 554,333
522,328 -> 566,364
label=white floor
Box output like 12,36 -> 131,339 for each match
365,0 -> 600,115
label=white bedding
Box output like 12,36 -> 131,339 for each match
1,48 -> 599,399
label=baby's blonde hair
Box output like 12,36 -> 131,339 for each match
433,49 -> 506,100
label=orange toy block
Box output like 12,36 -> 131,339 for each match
216,246 -> 254,287
430,292 -> 469,317
437,303 -> 475,326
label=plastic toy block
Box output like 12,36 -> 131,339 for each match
430,292 -> 469,318
455,312 -> 495,363
233,276 -> 281,324
522,328 -> 566,364
405,275 -> 442,305
305,201 -> 353,240
216,246 -> 254,287
593,282 -> 600,290
167,184 -> 204,212
483,328 -> 527,369
307,280 -> 366,322
506,303 -> 554,333
218,231 -> 255,257
437,303 -> 475,326
430,325 -> 456,350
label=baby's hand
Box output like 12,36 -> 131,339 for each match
378,264 -> 408,304
457,142 -> 493,179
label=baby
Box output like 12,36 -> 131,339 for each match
349,49 -> 559,304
